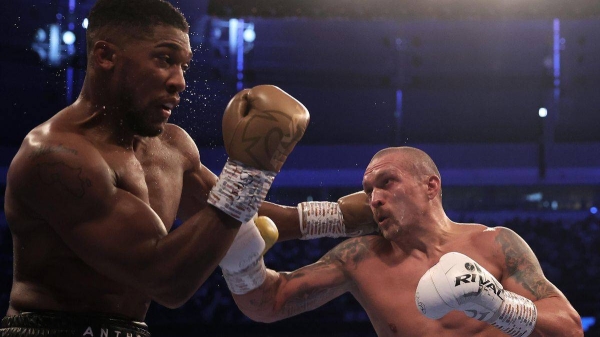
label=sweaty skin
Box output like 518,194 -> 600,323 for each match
4,23 -> 316,321
6,25 -> 236,320
231,148 -> 583,337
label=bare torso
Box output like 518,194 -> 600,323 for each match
5,107 -> 198,320
345,227 -> 507,337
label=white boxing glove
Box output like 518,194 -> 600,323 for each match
415,252 -> 537,337
219,218 -> 266,295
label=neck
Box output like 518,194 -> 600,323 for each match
73,91 -> 138,149
390,209 -> 455,257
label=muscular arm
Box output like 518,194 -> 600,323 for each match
232,237 -> 370,323
495,227 -> 583,337
258,201 -> 301,241
9,134 -> 239,309
258,191 -> 377,242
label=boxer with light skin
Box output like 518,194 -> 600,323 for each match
225,146 -> 583,337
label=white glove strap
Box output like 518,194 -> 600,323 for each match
222,258 -> 266,295
208,159 -> 276,222
488,291 -> 537,336
298,201 -> 346,239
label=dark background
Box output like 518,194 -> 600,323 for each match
1,0 -> 599,335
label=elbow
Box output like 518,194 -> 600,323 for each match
233,297 -> 282,323
147,285 -> 197,309
151,294 -> 187,309
242,310 -> 281,324
571,319 -> 584,337
547,310 -> 584,337
568,311 -> 584,337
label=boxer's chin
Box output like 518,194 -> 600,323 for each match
131,120 -> 164,137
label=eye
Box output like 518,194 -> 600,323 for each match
157,55 -> 173,66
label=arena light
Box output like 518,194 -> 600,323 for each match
525,192 -> 542,202
243,25 -> 256,43
82,18 -> 89,29
62,31 -> 76,45
538,107 -> 547,118
35,28 -> 46,42
48,24 -> 61,66
591,207 -> 598,215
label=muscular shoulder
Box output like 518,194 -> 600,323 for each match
465,225 -> 526,255
7,128 -> 112,222
10,127 -> 108,184
162,123 -> 200,165
321,235 -> 386,270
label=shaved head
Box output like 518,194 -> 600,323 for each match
370,147 -> 440,178
368,147 -> 442,198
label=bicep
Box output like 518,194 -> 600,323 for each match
17,145 -> 168,285
494,227 -> 561,300
494,228 -> 583,335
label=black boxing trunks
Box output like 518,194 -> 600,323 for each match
0,311 -> 151,337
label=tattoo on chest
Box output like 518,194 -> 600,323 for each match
496,230 -> 554,300
36,162 -> 92,198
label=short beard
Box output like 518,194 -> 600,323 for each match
124,110 -> 163,137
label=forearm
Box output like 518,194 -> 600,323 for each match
259,201 -> 301,241
150,206 -> 240,307
259,192 -> 377,242
530,297 -> 583,337
232,269 -> 285,323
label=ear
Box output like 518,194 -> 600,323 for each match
426,175 -> 441,200
92,40 -> 118,70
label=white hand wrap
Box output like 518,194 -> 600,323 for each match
220,219 -> 267,295
297,201 -> 346,239
489,291 -> 537,336
208,159 -> 276,223
415,252 -> 537,337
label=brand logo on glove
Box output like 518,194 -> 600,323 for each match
454,273 -> 504,300
241,110 -> 305,171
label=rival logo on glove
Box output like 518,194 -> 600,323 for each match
454,272 -> 504,300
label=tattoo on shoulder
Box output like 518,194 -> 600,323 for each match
36,162 -> 92,198
495,229 -> 555,300
29,144 -> 78,159
324,236 -> 373,268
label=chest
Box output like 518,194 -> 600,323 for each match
104,141 -> 186,228
350,251 -> 502,337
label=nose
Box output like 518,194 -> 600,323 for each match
370,189 -> 385,209
167,67 -> 186,94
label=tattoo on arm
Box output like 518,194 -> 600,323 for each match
29,144 -> 78,159
37,162 -> 91,198
496,229 -> 555,300
280,280 -> 341,317
327,236 -> 373,268
250,237 -> 374,318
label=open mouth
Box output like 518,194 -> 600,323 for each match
160,104 -> 173,117
377,215 -> 389,226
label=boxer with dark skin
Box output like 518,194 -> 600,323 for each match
1,0 -> 316,335
230,147 -> 583,337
